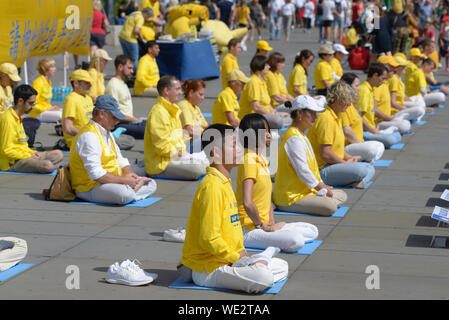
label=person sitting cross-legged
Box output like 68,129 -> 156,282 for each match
0,85 -> 63,173
69,95 -> 156,205
179,124 -> 288,294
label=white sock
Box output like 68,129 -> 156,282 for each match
249,246 -> 281,265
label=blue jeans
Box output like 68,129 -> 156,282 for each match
119,37 -> 139,70
363,131 -> 401,149
269,13 -> 282,39
320,162 -> 376,187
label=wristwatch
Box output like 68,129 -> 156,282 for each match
255,223 -> 263,229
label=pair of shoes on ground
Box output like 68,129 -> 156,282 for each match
105,259 -> 158,286
163,227 -> 186,243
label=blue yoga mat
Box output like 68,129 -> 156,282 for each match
0,169 -> 57,176
69,196 -> 162,208
246,240 -> 323,255
169,276 -> 288,294
0,263 -> 33,282
425,111 -> 435,116
412,120 -> 426,126
374,159 -> 393,167
438,105 -> 445,109
274,206 -> 349,218
202,113 -> 212,118
402,131 -> 413,135
389,143 -> 404,150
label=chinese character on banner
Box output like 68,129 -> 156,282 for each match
9,20 -> 21,62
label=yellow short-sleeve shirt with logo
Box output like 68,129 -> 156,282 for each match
356,80 -> 376,129
264,70 -> 288,106
338,103 -> 364,144
239,74 -> 271,119
374,82 -> 392,123
314,59 -> 335,90
221,53 -> 239,89
405,67 -> 427,97
181,167 -> 244,273
119,11 -> 145,43
236,150 -> 272,231
288,63 -> 307,97
62,91 -> 94,148
212,87 -> 240,125
30,75 -> 52,118
237,6 -> 250,25
307,105 -> 345,168
330,57 -> 343,79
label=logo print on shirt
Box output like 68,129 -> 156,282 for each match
230,214 -> 240,224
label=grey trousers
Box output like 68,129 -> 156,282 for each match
149,159 -> 207,180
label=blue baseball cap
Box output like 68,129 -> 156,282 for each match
94,95 -> 127,120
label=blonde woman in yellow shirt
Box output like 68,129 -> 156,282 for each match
264,52 -> 293,107
88,49 -> 112,102
239,55 -> 291,129
31,58 -> 62,122
221,38 -> 242,89
288,49 -> 314,97
274,95 -> 347,215
180,123 -> 288,293
236,113 -> 319,250
179,79 -> 209,153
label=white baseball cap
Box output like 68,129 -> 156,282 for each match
333,43 -> 349,55
288,95 -> 326,112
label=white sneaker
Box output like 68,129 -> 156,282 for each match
105,259 -> 158,286
163,227 -> 186,243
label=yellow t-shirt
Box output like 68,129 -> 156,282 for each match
119,11 -> 145,43
140,0 -> 160,17
314,59 -> 335,90
388,74 -> 403,112
392,0 -> 404,13
0,107 -> 36,171
307,105 -> 345,169
178,98 -> 208,141
221,53 -> 239,89
0,86 -> 13,114
338,103 -> 364,144
144,96 -> 186,175
88,68 -> 105,99
212,87 -> 240,126
356,80 -> 376,129
330,57 -> 343,79
405,67 -> 427,97
62,91 -> 94,149
405,61 -> 418,83
273,126 -> 321,206
288,63 -> 307,97
239,74 -> 271,119
344,27 -> 358,47
30,75 -> 52,118
264,70 -> 288,106
134,54 -> 160,95
374,82 -> 392,123
181,166 -> 244,273
236,150 -> 272,231
237,6 -> 250,25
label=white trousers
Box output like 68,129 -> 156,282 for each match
377,118 -> 411,133
0,237 -> 28,272
75,180 -> 157,205
243,222 -> 319,252
37,110 -> 62,123
424,92 -> 445,106
192,257 -> 288,294
405,95 -> 426,109
149,159 -> 207,180
345,140 -> 385,162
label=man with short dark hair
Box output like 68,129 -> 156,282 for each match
0,85 -> 63,173
70,95 -> 156,205
133,41 -> 160,97
143,75 -> 208,180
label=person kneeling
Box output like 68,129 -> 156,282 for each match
69,95 -> 156,205
0,85 -> 63,173
273,95 -> 348,215
179,124 -> 288,294
237,113 -> 320,252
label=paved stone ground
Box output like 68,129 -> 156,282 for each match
1,26 -> 449,300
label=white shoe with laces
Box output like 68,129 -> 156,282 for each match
163,227 -> 186,243
105,259 -> 158,286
